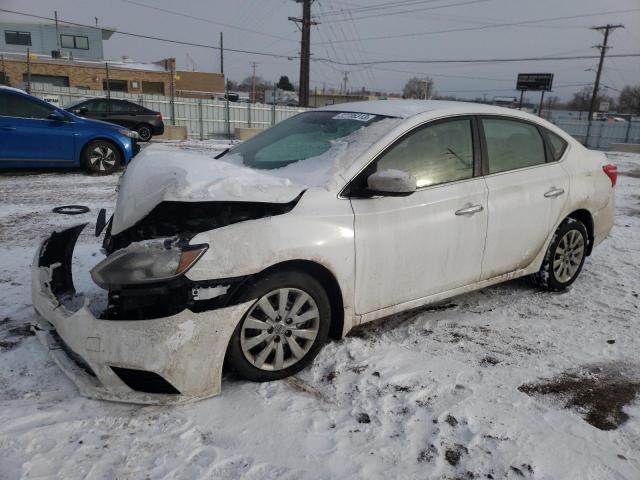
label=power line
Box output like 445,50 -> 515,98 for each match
313,52 -> 640,67
0,8 -> 298,60
120,0 -> 298,44
317,0 -> 493,22
314,0 -> 449,17
313,8 -> 640,44
3,8 -> 638,73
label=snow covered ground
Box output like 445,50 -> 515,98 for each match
0,143 -> 639,480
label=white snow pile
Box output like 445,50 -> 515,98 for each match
0,149 -> 639,479
127,117 -> 401,200
113,119 -> 400,232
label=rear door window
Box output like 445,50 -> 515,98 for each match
481,118 -> 546,174
110,100 -> 134,113
545,129 -> 568,161
85,99 -> 109,113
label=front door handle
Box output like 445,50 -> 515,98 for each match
0,126 -> 16,131
544,187 -> 565,198
455,204 -> 484,216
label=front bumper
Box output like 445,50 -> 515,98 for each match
31,224 -> 250,405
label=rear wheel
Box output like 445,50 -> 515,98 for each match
136,124 -> 153,142
81,140 -> 121,174
532,218 -> 588,291
226,270 -> 330,382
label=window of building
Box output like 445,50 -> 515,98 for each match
0,91 -> 54,119
142,81 -> 164,95
22,74 -> 70,87
5,30 -> 32,46
482,118 -> 546,174
60,34 -> 89,50
376,118 -> 474,188
102,79 -> 128,92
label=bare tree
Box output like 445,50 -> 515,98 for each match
568,86 -> 614,113
617,84 -> 640,115
403,77 -> 434,99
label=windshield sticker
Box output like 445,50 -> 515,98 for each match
332,112 -> 376,122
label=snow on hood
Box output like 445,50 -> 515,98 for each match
111,118 -> 401,234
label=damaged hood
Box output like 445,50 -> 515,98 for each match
111,144 -> 309,234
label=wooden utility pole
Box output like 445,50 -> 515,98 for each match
219,32 -> 224,75
289,0 -> 318,107
585,24 -> 623,145
54,11 -> 61,54
251,62 -> 257,103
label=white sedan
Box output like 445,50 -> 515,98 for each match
32,100 -> 616,404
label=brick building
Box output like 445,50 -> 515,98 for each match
0,53 -> 225,97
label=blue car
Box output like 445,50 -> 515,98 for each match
0,87 -> 139,174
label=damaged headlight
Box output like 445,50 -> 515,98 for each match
90,240 -> 208,290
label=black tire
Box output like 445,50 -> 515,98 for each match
226,269 -> 331,382
531,217 -> 589,291
136,124 -> 153,142
81,140 -> 121,175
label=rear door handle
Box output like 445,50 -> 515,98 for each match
455,204 -> 484,216
544,187 -> 565,198
0,126 -> 16,131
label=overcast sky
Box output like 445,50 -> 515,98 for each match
3,0 -> 640,101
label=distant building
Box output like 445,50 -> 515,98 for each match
493,96 -> 518,108
308,91 -> 371,108
0,53 -> 225,98
1,22 -> 113,61
0,22 -> 225,98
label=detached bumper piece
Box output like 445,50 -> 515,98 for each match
32,224 -> 251,404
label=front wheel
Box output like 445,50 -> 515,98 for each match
81,140 -> 121,174
532,218 -> 588,291
136,124 -> 153,142
226,270 -> 331,382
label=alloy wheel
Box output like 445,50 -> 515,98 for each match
553,229 -> 585,283
240,288 -> 320,371
89,145 -> 116,172
138,126 -> 152,141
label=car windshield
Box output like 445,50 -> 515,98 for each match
229,110 -> 389,169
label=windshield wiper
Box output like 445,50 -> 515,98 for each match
447,148 -> 471,167
214,148 -> 229,159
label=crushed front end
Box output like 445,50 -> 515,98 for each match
31,223 -> 251,404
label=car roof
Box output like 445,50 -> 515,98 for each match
315,99 -> 534,120
0,85 -> 28,95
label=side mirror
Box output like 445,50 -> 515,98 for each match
367,169 -> 417,196
47,110 -> 68,122
77,106 -> 89,115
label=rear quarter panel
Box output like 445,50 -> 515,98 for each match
561,142 -> 612,215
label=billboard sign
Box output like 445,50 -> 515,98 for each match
516,73 -> 554,91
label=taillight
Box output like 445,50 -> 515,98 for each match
603,164 -> 617,187
155,112 -> 162,119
